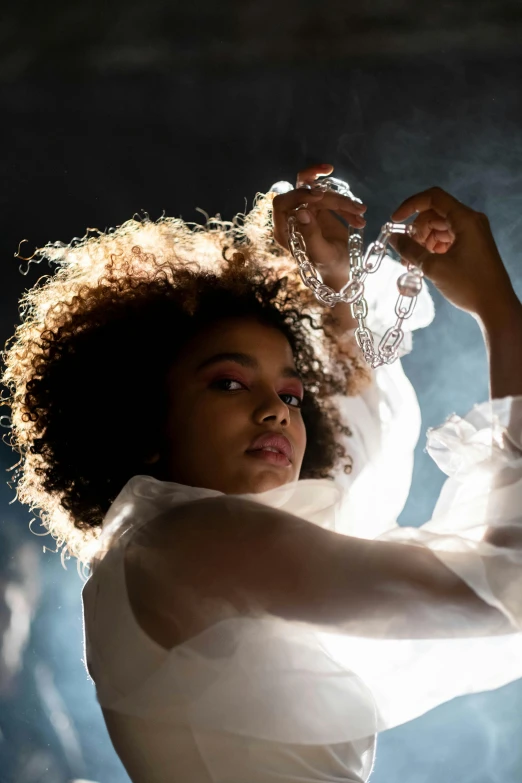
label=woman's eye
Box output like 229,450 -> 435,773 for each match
212,379 -> 302,408
280,393 -> 303,409
212,378 -> 245,392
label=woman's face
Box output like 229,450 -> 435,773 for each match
161,317 -> 307,494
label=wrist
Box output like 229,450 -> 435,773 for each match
320,270 -> 349,291
478,293 -> 522,401
320,275 -> 357,334
320,273 -> 361,334
475,290 -> 522,335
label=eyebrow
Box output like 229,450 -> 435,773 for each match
195,352 -> 303,383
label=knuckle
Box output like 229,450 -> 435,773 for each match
469,210 -> 488,224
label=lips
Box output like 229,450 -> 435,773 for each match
246,432 -> 293,462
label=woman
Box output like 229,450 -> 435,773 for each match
2,163 -> 522,783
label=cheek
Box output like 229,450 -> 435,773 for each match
296,417 -> 307,454
169,391 -> 246,450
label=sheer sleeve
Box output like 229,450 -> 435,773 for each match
318,393 -> 522,733
186,394 -> 522,741
84,255 -> 522,747
85,394 -> 522,747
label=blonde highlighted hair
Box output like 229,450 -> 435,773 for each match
1,190 -> 372,572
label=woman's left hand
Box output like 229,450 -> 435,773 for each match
272,163 -> 367,288
389,186 -> 518,323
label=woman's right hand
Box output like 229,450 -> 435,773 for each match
271,163 -> 367,288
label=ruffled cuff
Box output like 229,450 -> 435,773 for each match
426,395 -> 522,480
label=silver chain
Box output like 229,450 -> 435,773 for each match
284,177 -> 424,369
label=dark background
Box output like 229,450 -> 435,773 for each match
0,2 -> 522,781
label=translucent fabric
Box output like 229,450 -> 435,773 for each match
82,393 -> 522,781
81,256 -> 522,782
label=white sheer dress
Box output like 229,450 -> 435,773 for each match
81,256 -> 522,783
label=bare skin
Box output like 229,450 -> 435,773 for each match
148,166 -> 521,493
124,166 -> 522,653
157,317 -> 307,495
272,164 -> 521,336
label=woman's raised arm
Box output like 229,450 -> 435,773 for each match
124,488 -> 517,646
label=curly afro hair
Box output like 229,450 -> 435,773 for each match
1,191 -> 372,570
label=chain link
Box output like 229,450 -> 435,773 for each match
286,178 -> 424,368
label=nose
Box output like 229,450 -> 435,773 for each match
254,390 -> 290,426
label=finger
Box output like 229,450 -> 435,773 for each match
288,207 -> 333,262
272,189 -> 325,249
423,228 -> 454,244
272,188 -> 368,248
316,191 -> 367,214
273,187 -> 325,212
411,209 -> 455,244
272,204 -> 365,249
428,232 -> 454,253
388,233 -> 435,272
276,188 -> 367,214
391,186 -> 471,225
337,209 -> 367,229
274,187 -> 366,217
431,241 -> 452,253
296,163 -> 334,188
412,209 -> 454,237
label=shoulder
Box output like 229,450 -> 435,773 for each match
122,495 -> 320,646
125,494 -> 327,596
123,494 -> 350,629
127,495 -> 292,555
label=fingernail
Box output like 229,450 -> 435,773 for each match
296,210 -> 311,224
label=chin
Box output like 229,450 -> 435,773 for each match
244,470 -> 293,494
